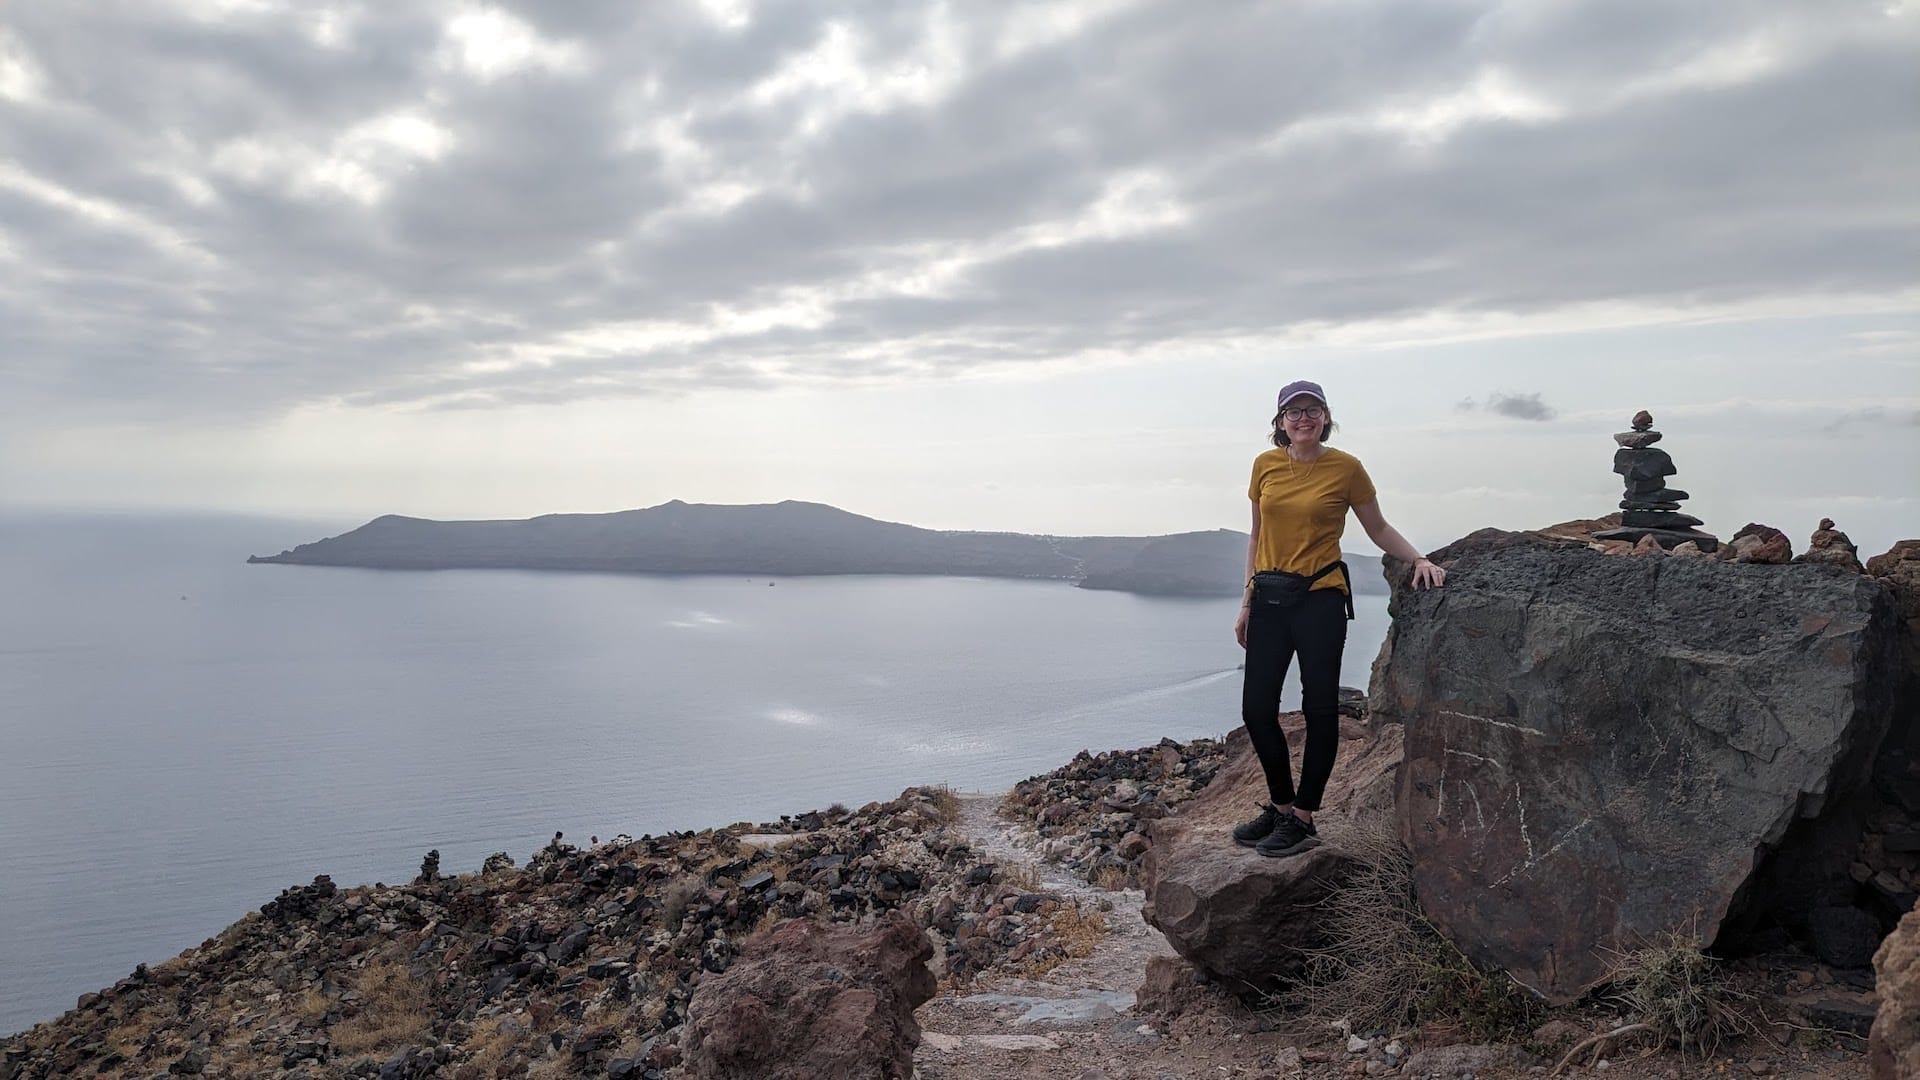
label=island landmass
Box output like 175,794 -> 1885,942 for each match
247,499 -> 1389,599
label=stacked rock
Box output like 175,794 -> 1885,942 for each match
1593,410 -> 1720,551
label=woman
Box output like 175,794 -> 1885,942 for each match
1232,380 -> 1445,858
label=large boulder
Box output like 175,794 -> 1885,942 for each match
1872,907 -> 1920,1079
681,911 -> 935,1080
1370,529 -> 1900,1003
1141,716 -> 1402,990
1868,540 -> 1920,812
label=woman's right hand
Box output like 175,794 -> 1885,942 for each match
1235,605 -> 1250,648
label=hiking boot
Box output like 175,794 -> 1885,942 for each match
1231,803 -> 1283,847
1255,813 -> 1320,858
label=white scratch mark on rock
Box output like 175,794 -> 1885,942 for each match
1439,710 -> 1546,737
1515,791 -> 1535,865
1492,816 -> 1597,888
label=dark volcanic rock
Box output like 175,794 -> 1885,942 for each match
681,911 -> 934,1080
1370,530 -> 1901,1003
1613,446 -> 1677,483
1621,508 -> 1704,529
1810,904 -> 1887,969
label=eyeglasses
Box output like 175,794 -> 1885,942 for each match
1282,406 -> 1326,421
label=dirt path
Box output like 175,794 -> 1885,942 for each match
912,795 -> 1303,1080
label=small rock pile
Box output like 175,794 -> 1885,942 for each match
1593,409 -> 1720,551
1803,517 -> 1866,572
1000,736 -> 1230,887
1681,517 -> 1872,569
0,786 -> 1110,1080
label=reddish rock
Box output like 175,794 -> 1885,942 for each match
1141,718 -> 1401,990
1725,522 -> 1793,564
681,911 -> 935,1080
1871,908 -> 1920,1079
1133,955 -> 1215,1017
1631,534 -> 1664,557
1869,540 -> 1920,622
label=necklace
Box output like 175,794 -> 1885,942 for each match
1287,448 -> 1322,483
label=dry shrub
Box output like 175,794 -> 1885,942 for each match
660,873 -> 705,931
998,789 -> 1028,819
1014,905 -> 1109,977
1606,931 -> 1753,1059
1284,815 -> 1539,1039
998,862 -> 1043,892
1050,905 -> 1108,957
1092,864 -> 1133,892
328,958 -> 433,1057
749,905 -> 786,937
922,785 -> 963,825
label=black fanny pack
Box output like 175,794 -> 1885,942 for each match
1250,561 -> 1354,620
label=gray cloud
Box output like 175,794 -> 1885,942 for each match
0,0 -> 1915,423
1825,407 -> 1920,432
1457,393 -> 1558,421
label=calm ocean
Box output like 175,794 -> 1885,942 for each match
0,511 -> 1390,1035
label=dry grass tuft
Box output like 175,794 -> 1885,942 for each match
291,987 -> 331,1022
1092,864 -> 1133,892
1282,815 -> 1539,1039
455,1015 -> 526,1079
1603,930 -> 1754,1061
104,1004 -> 168,1047
327,958 -> 433,1057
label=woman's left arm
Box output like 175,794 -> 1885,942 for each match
1352,500 -> 1446,590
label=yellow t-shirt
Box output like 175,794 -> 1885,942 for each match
1247,446 -> 1376,594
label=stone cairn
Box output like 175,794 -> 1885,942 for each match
1593,409 -> 1720,551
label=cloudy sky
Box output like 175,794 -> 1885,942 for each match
1,0 -> 1915,554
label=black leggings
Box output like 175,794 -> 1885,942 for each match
1240,586 -> 1347,812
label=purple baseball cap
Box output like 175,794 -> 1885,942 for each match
1277,379 -> 1327,411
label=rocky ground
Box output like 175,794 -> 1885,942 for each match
0,733 -> 1889,1080
0,780 -> 1121,1080
924,742 -> 1879,1080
